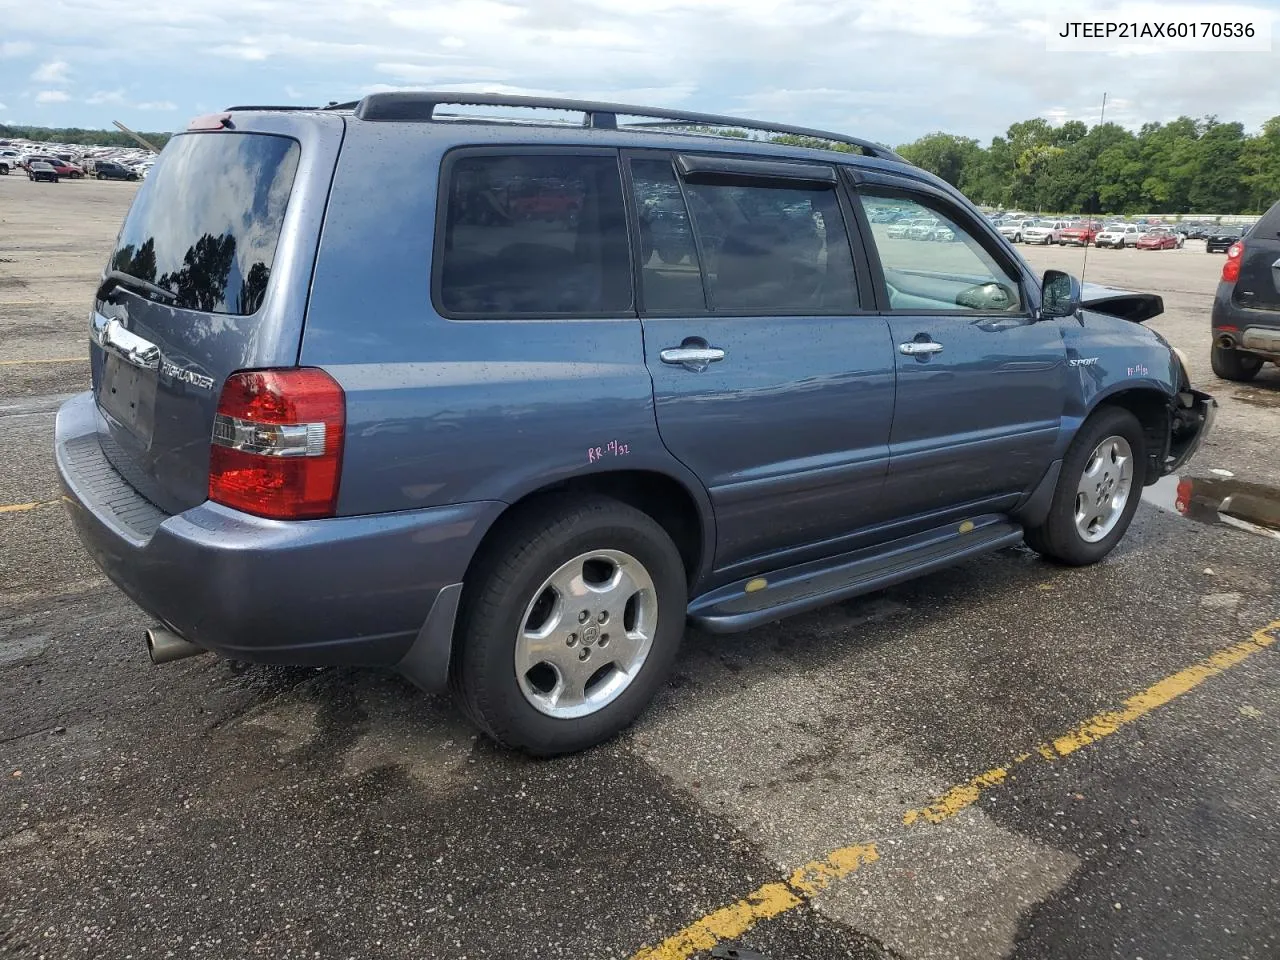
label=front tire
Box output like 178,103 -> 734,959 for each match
1024,406 -> 1146,566
1210,346 -> 1263,382
451,495 -> 688,756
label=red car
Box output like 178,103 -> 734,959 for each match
24,156 -> 84,179
1059,221 -> 1102,246
49,159 -> 84,179
1136,228 -> 1182,250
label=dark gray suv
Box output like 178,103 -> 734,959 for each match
1210,199 -> 1280,380
55,93 -> 1215,755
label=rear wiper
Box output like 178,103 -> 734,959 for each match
97,269 -> 177,304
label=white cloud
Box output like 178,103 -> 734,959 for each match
31,59 -> 70,84
87,89 -> 126,105
0,102 -> 7,111
35,89 -> 70,103
136,100 -> 177,110
4,0 -> 1279,141
212,41 -> 269,60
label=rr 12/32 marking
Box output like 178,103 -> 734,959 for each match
588,440 -> 631,463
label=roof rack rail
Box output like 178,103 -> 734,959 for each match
352,91 -> 905,162
222,101 -> 361,112
223,104 -> 319,112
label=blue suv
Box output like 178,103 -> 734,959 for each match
55,93 -> 1215,755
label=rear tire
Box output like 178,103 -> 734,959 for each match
1024,406 -> 1146,566
97,172 -> 106,180
1210,346 -> 1263,382
451,495 -> 687,756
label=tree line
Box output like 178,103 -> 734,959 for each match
0,123 -> 173,150
895,116 -> 1280,215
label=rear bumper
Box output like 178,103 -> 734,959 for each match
1211,288 -> 1280,359
55,392 -> 501,681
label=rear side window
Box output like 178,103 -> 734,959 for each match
437,154 -> 632,317
682,179 -> 857,314
108,133 -> 299,315
630,158 -> 708,313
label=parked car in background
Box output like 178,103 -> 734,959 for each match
1059,221 -> 1101,246
1136,228 -> 1183,250
27,161 -> 59,183
997,218 -> 1038,242
1210,198 -> 1280,381
905,217 -> 942,240
886,217 -> 927,239
1023,220 -> 1068,245
1095,223 -> 1144,249
48,159 -> 84,179
53,93 -> 1216,756
93,160 -> 140,182
1205,224 -> 1245,253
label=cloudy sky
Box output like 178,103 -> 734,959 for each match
0,0 -> 1276,146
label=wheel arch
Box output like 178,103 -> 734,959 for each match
465,467 -> 715,595
1087,386 -> 1172,484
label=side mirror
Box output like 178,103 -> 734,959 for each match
1041,269 -> 1082,319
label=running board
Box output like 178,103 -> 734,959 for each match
688,516 -> 1024,633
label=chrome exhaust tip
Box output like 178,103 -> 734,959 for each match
1217,333 -> 1236,350
145,628 -> 207,665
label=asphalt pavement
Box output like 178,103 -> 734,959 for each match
2,175 -> 1277,960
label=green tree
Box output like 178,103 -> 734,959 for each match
896,132 -> 983,189
1241,116 -> 1280,212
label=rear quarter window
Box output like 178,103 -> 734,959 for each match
435,153 -> 632,318
108,133 -> 300,316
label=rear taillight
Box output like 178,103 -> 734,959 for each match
209,368 -> 345,519
1222,241 -> 1244,283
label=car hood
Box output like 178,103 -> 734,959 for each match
1080,281 -> 1163,323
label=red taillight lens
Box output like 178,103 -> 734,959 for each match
208,368 -> 345,519
1222,241 -> 1244,283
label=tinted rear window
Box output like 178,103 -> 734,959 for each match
437,154 -> 632,318
108,133 -> 300,315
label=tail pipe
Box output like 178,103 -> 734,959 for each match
1217,333 -> 1237,350
146,628 -> 208,665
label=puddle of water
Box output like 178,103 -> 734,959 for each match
1142,473 -> 1280,540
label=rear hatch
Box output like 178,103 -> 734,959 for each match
1232,203 -> 1280,314
90,113 -> 344,514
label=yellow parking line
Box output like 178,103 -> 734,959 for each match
0,499 -> 60,514
902,620 -> 1279,825
632,845 -> 879,960
0,357 -> 84,365
627,620 -> 1280,960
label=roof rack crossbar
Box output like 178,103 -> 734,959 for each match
353,91 -> 902,161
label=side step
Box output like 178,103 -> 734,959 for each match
688,516 -> 1024,633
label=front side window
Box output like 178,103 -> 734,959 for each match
681,177 -> 858,314
856,189 -> 1024,313
438,154 -> 632,317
